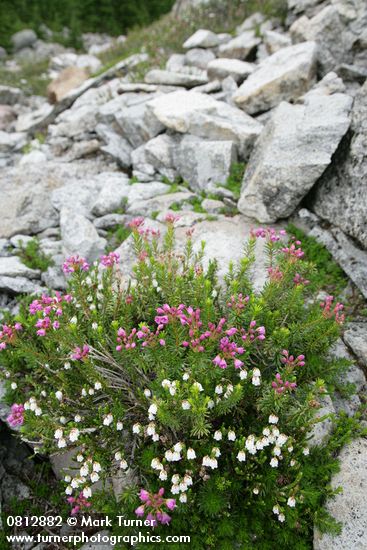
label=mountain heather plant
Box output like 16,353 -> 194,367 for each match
0,217 -> 357,548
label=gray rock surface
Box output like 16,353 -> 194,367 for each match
148,90 -> 262,158
218,31 -> 261,60
313,438 -> 367,550
310,81 -> 367,249
0,256 -> 39,279
184,48 -> 216,69
343,323 -> 367,367
238,89 -> 353,222
173,135 -> 236,191
0,85 -> 23,105
233,41 -> 317,114
60,208 -> 107,261
207,58 -> 255,82
183,29 -> 221,49
145,69 -> 208,88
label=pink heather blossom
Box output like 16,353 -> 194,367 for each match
116,327 -> 137,351
281,350 -> 305,369
320,296 -> 345,324
281,242 -> 304,260
7,404 -> 25,427
241,321 -> 266,343
272,373 -> 297,394
268,266 -> 283,282
164,213 -> 180,224
227,293 -> 249,312
0,322 -> 23,350
72,344 -> 90,361
67,492 -> 92,515
100,252 -> 120,268
127,217 -> 145,229
293,273 -> 310,286
251,227 -> 286,242
135,488 -> 175,526
63,255 -> 89,274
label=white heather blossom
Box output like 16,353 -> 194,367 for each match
58,438 -> 67,448
103,414 -> 113,426
90,472 -> 99,483
270,457 -> 279,468
272,427 -> 280,437
148,403 -> 158,416
115,452 -> 122,461
82,389 -> 87,397
287,496 -> 296,508
64,475 -> 71,483
228,430 -> 236,441
41,390 -> 47,397
263,428 -> 270,436
69,428 -> 80,442
120,460 -> 128,470
278,514 -> 285,523
83,487 -> 92,499
277,434 -> 288,447
237,450 -> 246,462
93,462 -> 101,472
65,486 -> 73,495
179,482 -> 188,492
172,451 -> 181,461
187,448 -> 196,459
144,389 -> 151,397
76,454 -> 84,462
94,382 -> 102,390
116,422 -> 123,431
184,475 -> 193,487
213,431 -> 222,441
161,379 -> 171,389
179,494 -> 187,503
80,465 -> 89,477
133,423 -> 141,434
172,474 -> 180,484
252,374 -> 261,386
64,362 -> 71,370
55,391 -> 63,401
202,456 -> 218,469
273,446 -> 281,457
273,506 -> 280,515
71,478 -> 80,488
171,484 -> 180,495
147,423 -> 156,436
193,382 -> 203,392
239,369 -> 248,380
34,407 -> 42,416
269,414 -> 279,424
290,459 -> 296,467
151,458 -> 162,470
174,442 -> 183,453
182,373 -> 189,381
253,487 -> 259,495
213,447 -> 221,458
159,470 -> 167,481
303,447 -> 310,456
92,322 -> 98,330
152,433 -> 159,442
288,446 -> 293,453
70,316 -> 77,325
74,414 -> 81,423
215,385 -> 223,395
88,388 -> 95,396
181,400 -> 191,410
207,400 -> 215,409
11,382 -> 17,390
60,416 -> 67,424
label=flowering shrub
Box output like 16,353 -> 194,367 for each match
0,219 -> 353,548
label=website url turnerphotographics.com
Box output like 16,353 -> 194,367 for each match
5,515 -> 191,547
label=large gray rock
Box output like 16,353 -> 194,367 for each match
207,58 -> 255,82
0,276 -> 44,295
313,438 -> 367,550
218,31 -> 261,60
263,30 -> 292,54
173,135 -> 236,191
99,93 -> 165,149
237,89 -> 353,222
95,124 -> 132,168
91,175 -> 131,217
145,69 -> 208,88
60,208 -> 106,261
126,191 -> 194,217
11,29 -> 37,51
310,81 -> 367,249
147,90 -> 262,158
131,134 -> 178,181
233,41 -> 317,114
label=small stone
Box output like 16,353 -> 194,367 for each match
218,31 -> 261,60
207,58 -> 255,82
263,30 -> 292,54
183,29 -> 221,49
201,198 -> 225,213
145,69 -> 208,88
0,256 -> 39,279
184,48 -> 216,69
11,29 -> 37,51
343,323 -> 367,368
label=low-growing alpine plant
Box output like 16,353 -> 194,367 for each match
0,217 -> 354,548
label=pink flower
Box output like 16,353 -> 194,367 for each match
164,213 -> 180,224
135,505 -> 145,517
7,404 -> 25,427
127,217 -> 145,229
63,255 -> 89,274
72,344 -> 90,361
166,499 -> 176,511
100,252 -> 120,268
139,489 -> 150,502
